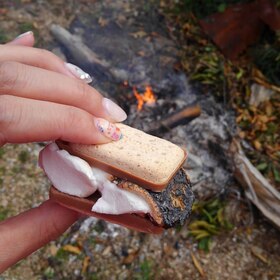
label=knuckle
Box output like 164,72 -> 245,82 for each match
0,61 -> 24,93
36,205 -> 62,242
38,49 -> 62,65
0,95 -> 22,131
0,96 -> 12,144
75,80 -> 90,101
37,48 -> 53,58
63,107 -> 78,129
61,106 -> 88,133
43,218 -> 62,242
0,95 -> 11,128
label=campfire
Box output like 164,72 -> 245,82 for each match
133,86 -> 156,111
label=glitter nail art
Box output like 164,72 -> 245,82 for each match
65,63 -> 92,84
95,118 -> 122,141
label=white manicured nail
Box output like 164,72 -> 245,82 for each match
15,31 -> 33,39
102,98 -> 127,122
65,63 -> 92,83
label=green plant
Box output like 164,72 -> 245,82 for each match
181,0 -> 252,18
0,207 -> 9,221
190,45 -> 224,90
0,29 -> 8,44
18,150 -> 30,164
135,259 -> 155,280
252,44 -> 280,86
55,248 -> 70,260
189,199 -> 233,252
0,149 -> 5,159
19,22 -> 34,34
43,267 -> 55,279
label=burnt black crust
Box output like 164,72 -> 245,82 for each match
148,169 -> 195,228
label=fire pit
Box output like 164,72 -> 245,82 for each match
50,1 -> 238,204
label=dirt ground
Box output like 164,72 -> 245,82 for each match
0,1 -> 280,279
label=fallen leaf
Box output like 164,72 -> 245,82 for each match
130,31 -> 147,38
82,256 -> 90,274
251,246 -> 269,264
62,244 -> 81,255
253,140 -> 262,150
98,17 -> 108,27
102,246 -> 112,256
0,9 -> 7,15
137,51 -> 145,56
191,252 -> 205,278
49,244 -> 58,256
122,249 -> 139,265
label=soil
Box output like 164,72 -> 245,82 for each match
0,1 -> 280,279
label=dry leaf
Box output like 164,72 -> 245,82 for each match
137,51 -> 145,56
253,140 -> 262,151
130,31 -> 147,38
191,252 -> 205,278
102,246 -> 112,256
82,256 -> 91,274
122,249 -> 139,265
49,244 -> 58,256
62,244 -> 81,255
251,246 -> 269,264
0,9 -> 7,15
239,131 -> 246,138
98,17 -> 108,27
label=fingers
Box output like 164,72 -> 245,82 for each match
6,31 -> 35,47
3,33 -> 92,82
0,61 -> 127,122
0,200 -> 79,272
0,95 -> 122,145
0,44 -> 74,78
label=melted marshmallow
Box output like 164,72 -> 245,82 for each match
39,143 -> 151,215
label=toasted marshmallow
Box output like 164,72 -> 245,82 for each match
39,143 -> 151,215
92,180 -> 151,214
39,143 -> 98,197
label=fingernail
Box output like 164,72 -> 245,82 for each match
94,118 -> 122,141
102,98 -> 127,122
65,63 -> 92,84
15,31 -> 33,39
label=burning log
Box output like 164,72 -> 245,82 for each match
147,105 -> 201,135
50,24 -> 129,82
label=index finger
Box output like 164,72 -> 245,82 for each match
0,61 -> 127,122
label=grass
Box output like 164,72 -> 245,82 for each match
181,0 -> 251,18
18,150 -> 30,164
0,206 -> 10,221
0,28 -> 8,44
43,267 -> 55,279
19,22 -> 34,34
188,199 -> 233,252
0,149 -> 5,159
134,259 -> 155,280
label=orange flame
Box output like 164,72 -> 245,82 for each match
133,86 -> 156,111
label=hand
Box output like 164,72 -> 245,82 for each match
0,31 -> 127,272
0,32 -> 127,146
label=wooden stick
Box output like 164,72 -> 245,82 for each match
147,105 -> 201,135
50,24 -> 129,82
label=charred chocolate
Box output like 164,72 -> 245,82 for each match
148,169 -> 194,228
